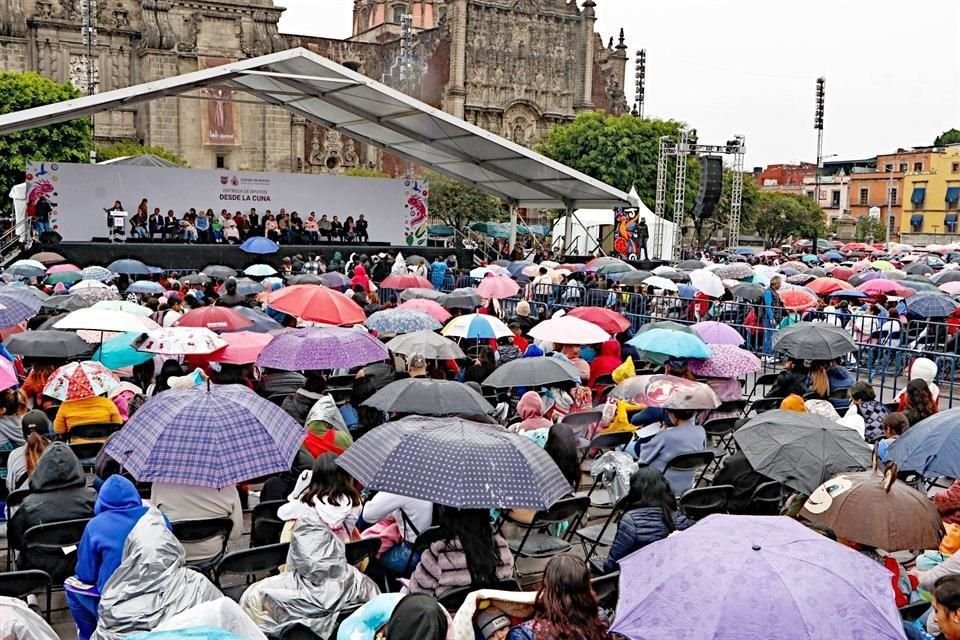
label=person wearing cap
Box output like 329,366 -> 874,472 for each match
511,300 -> 537,334
476,606 -> 511,640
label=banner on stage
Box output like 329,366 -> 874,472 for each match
24,162 -> 428,245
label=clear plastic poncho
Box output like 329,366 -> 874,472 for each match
0,596 -> 59,640
590,450 -> 639,505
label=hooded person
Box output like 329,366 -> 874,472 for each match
240,507 -> 380,637
429,256 -> 448,290
385,594 -> 449,640
510,391 -> 553,432
588,339 -> 622,389
280,372 -> 328,426
392,252 -> 407,276
68,476 -> 163,640
8,443 -> 97,582
91,509 -> 223,640
898,357 -> 940,407
351,264 -> 371,293
303,394 -> 354,457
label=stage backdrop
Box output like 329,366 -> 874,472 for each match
24,162 -> 429,246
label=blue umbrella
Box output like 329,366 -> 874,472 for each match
93,332 -> 153,370
507,261 -> 535,277
107,259 -> 151,275
888,407 -> 960,478
904,292 -> 959,318
147,266 -> 165,275
365,309 -> 441,335
0,290 -> 42,326
126,281 -> 166,295
233,277 -> 264,296
822,251 -> 844,261
734,247 -> 756,256
240,236 -> 280,254
627,327 -> 711,359
678,284 -> 697,299
103,384 -> 305,488
5,260 -> 46,278
801,254 -> 822,264
80,266 -> 114,281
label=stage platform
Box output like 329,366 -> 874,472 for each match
33,241 -> 474,272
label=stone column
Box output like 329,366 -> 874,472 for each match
576,0 -> 596,111
446,0 -> 467,118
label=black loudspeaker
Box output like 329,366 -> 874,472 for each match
694,155 -> 724,219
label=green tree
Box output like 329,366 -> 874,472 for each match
934,129 -> 960,146
422,170 -> 507,230
753,192 -> 827,248
344,167 -> 389,178
855,215 -> 887,242
0,72 -> 92,213
96,140 -> 188,166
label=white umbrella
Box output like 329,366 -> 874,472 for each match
137,327 -> 228,355
90,300 -> 153,316
71,279 -> 110,291
528,316 -> 610,345
689,269 -> 724,298
53,308 -> 160,333
244,264 -> 278,277
642,276 -> 679,292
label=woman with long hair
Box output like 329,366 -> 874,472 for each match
278,452 -> 362,542
603,466 -> 692,573
409,507 -> 514,598
5,409 -> 50,494
903,378 -> 938,426
508,555 -> 608,640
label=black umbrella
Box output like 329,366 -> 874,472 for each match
399,288 -> 446,303
933,271 -> 960,285
619,270 -> 654,287
734,410 -> 873,494
202,265 -> 237,279
336,416 -> 571,509
230,306 -> 284,333
6,329 -> 93,359
772,322 -> 856,360
42,293 -> 97,312
729,283 -> 764,302
483,356 -> 580,388
904,262 -> 933,276
289,273 -> 325,285
363,378 -> 493,416
180,273 -> 210,285
384,330 -> 465,360
677,259 -> 705,271
442,288 -> 483,310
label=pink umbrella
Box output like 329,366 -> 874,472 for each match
831,266 -> 854,282
692,321 -> 745,346
940,282 -> 960,296
208,331 -> 274,365
476,275 -> 520,300
858,279 -> 913,297
851,260 -> 872,273
380,274 -> 434,290
398,299 -> 452,323
689,344 -> 761,378
779,288 -> 819,311
0,357 -> 17,392
46,263 -> 80,274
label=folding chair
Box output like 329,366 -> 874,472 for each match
250,500 -> 286,547
678,484 -> 733,521
171,518 -> 233,577
572,496 -> 631,565
65,422 -> 121,442
591,570 -> 619,607
498,496 -> 590,575
344,537 -> 381,571
403,526 -> 444,575
664,451 -> 715,496
579,431 -> 634,471
0,569 -> 52,620
17,518 -> 90,586
696,417 -> 739,487
278,623 -> 323,640
745,372 -> 778,404
267,394 -> 287,407
43,405 -> 61,422
899,601 -> 930,622
212,541 -> 290,601
747,397 -> 783,416
68,442 -> 104,472
0,449 -> 11,502
745,481 -> 784,516
559,410 -> 603,437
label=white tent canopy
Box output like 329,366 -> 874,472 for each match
0,48 -> 629,212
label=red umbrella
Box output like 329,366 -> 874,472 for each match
779,288 -> 819,311
398,299 -> 452,323
266,284 -> 365,325
567,307 -> 631,334
858,279 -> 914,297
476,275 -> 520,300
831,266 -> 854,282
380,274 -> 434,290
806,277 -> 853,296
208,331 -> 274,365
174,306 -> 255,332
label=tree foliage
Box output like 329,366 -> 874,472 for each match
753,192 -> 827,248
96,140 -> 188,166
422,170 -> 507,231
344,167 -> 389,178
855,215 -> 887,242
0,72 -> 92,212
934,129 -> 960,147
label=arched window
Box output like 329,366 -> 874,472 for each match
392,3 -> 408,24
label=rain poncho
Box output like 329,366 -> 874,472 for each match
303,395 -> 354,456
240,507 -> 379,637
511,391 -> 552,432
136,598 -> 266,640
0,596 -> 59,640
590,451 -> 639,505
93,508 -> 223,640
392,252 -> 407,276
429,258 -> 448,290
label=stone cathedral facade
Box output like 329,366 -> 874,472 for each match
0,0 -> 628,174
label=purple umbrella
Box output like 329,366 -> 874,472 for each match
319,271 -> 351,289
256,326 -> 389,371
611,515 -> 905,640
691,321 -> 744,346
689,344 -> 761,378
103,384 -> 304,488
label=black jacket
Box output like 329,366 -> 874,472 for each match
712,451 -> 770,514
8,443 -> 96,581
603,506 -> 692,573
280,389 -> 319,426
256,371 -> 306,399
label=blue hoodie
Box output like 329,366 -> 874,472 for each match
74,475 -> 153,592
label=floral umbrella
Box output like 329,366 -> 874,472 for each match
689,344 -> 761,378
365,309 -> 441,335
43,360 -> 121,401
137,327 -> 228,356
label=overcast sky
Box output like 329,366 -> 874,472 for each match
278,0 -> 960,169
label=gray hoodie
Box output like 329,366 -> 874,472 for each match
0,414 -> 24,449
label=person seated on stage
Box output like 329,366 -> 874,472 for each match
304,213 -> 320,244
331,215 -> 344,243
264,213 -> 279,242
319,214 -> 332,242
222,212 -> 240,243
148,207 -> 165,240
163,209 -> 179,241
180,211 -> 198,243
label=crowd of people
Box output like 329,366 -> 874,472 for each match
3,242 -> 960,640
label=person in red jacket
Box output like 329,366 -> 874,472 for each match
588,339 -> 621,390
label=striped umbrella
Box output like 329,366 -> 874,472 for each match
441,313 -> 512,339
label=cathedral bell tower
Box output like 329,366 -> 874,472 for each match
352,0 -> 443,43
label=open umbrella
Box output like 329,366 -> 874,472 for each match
231,278 -> 264,297
315,272 -> 349,289
712,263 -> 754,280
244,264 -> 277,277
207,331 -> 274,365
231,306 -> 285,334
365,309 -> 440,335
45,271 -> 83,286
566,307 -> 630,334
174,306 -> 255,332
126,281 -> 166,295
858,279 -> 913,297
137,327 -> 228,356
442,314 -> 512,339
528,316 -> 609,345
618,271 -> 654,287
441,288 -> 483,310
608,374 -> 720,409
202,265 -> 237,280
107,259 -> 151,275
6,330 -> 92,359
288,273 -> 324,286
385,330 -> 465,360
363,378 -> 493,416
734,410 -> 872,494
689,269 -> 724,298
773,322 -> 856,360
779,287 -> 819,311
6,260 -> 47,278
641,275 -> 679,292
627,328 -> 711,359
180,273 -> 210,286
93,332 -> 153,370
256,326 -> 389,371
677,259 -> 705,271
30,251 -> 66,265
610,515 -> 906,640
397,299 -> 451,323
476,275 -> 520,300
266,285 -> 365,325
691,321 -> 744,346
806,277 -> 852,296
400,287 -> 446,303
904,292 -> 958,318
104,384 -> 304,488
46,263 -> 80,275
904,262 -> 933,276
887,407 -> 960,478
0,290 -> 43,326
482,356 -> 580,388
800,469 -> 943,552
728,283 -> 764,301
380,274 -> 434,290
240,236 -> 280,254
79,266 -> 114,282
89,300 -> 152,316
689,344 -> 760,378
43,360 -> 121,401
336,416 -> 570,510
53,308 -> 159,333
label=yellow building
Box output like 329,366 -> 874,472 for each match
901,145 -> 960,236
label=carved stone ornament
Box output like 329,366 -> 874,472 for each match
68,53 -> 99,94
